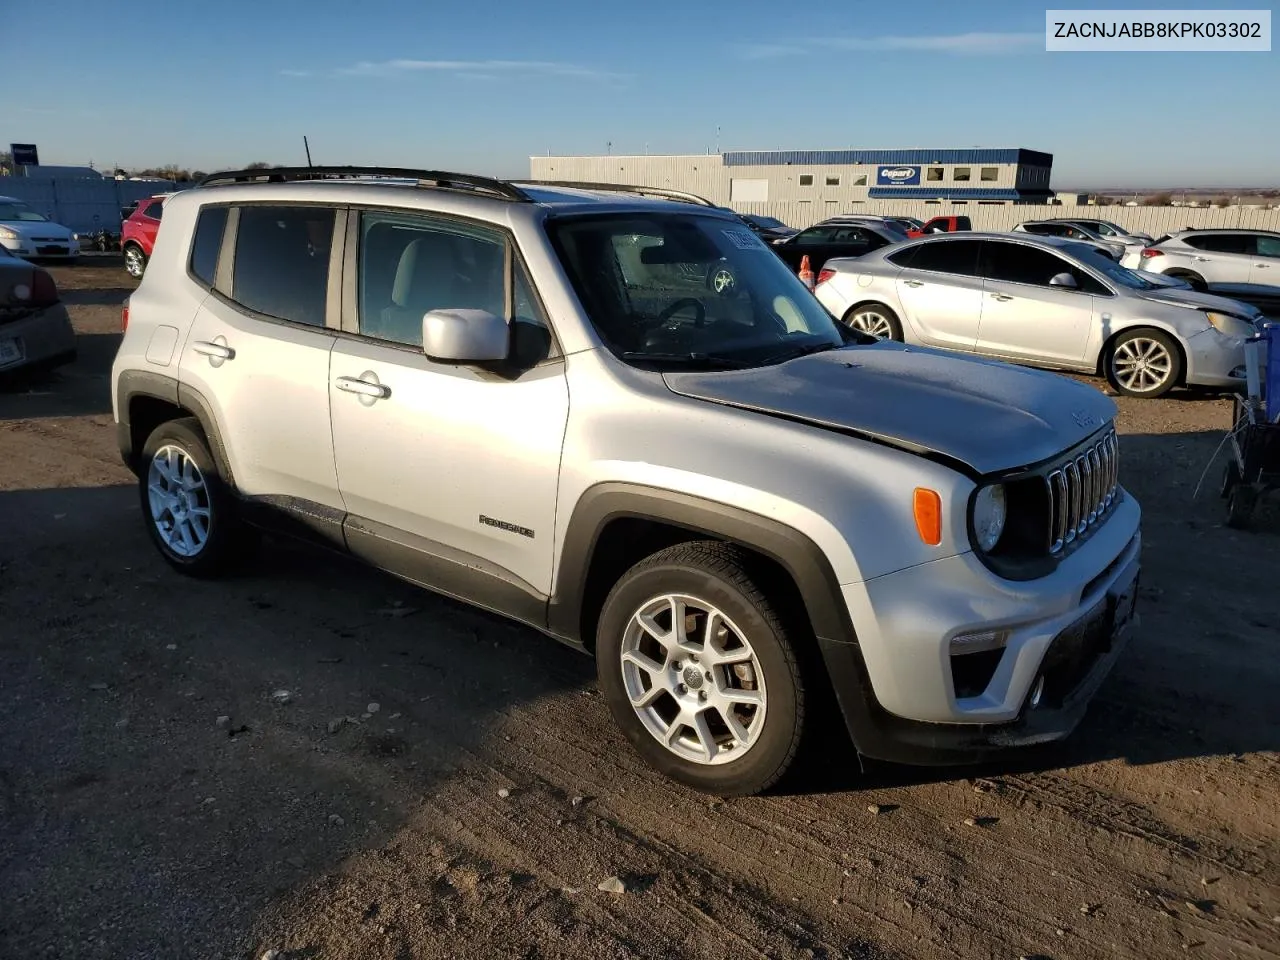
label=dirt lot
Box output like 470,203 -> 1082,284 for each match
1,258 -> 1278,960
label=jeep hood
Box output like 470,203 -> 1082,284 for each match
662,342 -> 1117,476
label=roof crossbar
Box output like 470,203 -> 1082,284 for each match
196,166 -> 532,202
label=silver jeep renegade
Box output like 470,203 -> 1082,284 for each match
110,168 -> 1141,796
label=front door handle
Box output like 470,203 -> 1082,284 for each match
192,340 -> 234,360
1192,256 -> 1210,262
989,292 -> 1014,302
1256,263 -> 1270,269
335,376 -> 391,400
903,279 -> 924,288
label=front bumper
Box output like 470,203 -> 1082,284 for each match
827,493 -> 1141,765
1184,326 -> 1249,388
0,236 -> 80,259
0,303 -> 77,374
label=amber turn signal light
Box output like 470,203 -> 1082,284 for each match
913,488 -> 942,546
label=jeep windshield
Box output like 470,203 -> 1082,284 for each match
546,212 -> 854,369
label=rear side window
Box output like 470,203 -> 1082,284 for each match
886,245 -> 917,268
230,205 -> 336,327
143,202 -> 164,220
1257,235 -> 1280,258
189,206 -> 228,288
1184,233 -> 1252,254
907,239 -> 982,276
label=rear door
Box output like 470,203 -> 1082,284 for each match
1183,233 -> 1254,285
892,238 -> 985,351
1251,234 -> 1280,289
775,225 -> 839,271
975,239 -> 1100,366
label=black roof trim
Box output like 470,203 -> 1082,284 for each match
196,166 -> 532,202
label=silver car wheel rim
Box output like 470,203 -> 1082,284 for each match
1113,338 -> 1173,392
125,248 -> 144,277
851,310 -> 893,338
711,268 -> 734,294
620,593 -> 767,766
147,444 -> 211,557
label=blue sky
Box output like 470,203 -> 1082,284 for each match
3,0 -> 1276,187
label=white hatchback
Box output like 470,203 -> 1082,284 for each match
816,232 -> 1265,398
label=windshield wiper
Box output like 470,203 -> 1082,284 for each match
759,341 -> 844,365
620,351 -> 750,369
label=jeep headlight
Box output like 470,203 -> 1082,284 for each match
0,226 -> 17,241
972,484 -> 1007,552
1206,311 -> 1255,339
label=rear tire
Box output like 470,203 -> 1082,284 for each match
843,302 -> 903,341
139,418 -> 254,577
123,243 -> 147,279
596,542 -> 807,797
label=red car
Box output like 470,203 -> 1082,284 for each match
121,193 -> 173,278
905,215 -> 972,239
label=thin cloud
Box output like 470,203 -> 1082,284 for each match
337,58 -> 621,80
279,69 -> 312,77
736,31 -> 1039,58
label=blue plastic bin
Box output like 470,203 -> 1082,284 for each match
1268,324 -> 1280,423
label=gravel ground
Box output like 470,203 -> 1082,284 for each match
1,258 -> 1278,960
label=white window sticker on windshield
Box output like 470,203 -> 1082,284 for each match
723,228 -> 765,250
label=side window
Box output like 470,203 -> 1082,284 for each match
1184,233 -> 1251,254
795,226 -> 836,245
909,239 -> 982,276
188,206 -> 228,288
143,202 -> 164,220
1256,235 -> 1280,258
798,174 -> 814,187
980,167 -> 999,181
512,259 -> 558,364
357,212 -> 505,347
983,241 -> 1081,288
954,167 -> 971,181
231,205 -> 336,327
886,245 -> 918,268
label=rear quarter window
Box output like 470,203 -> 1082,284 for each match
188,206 -> 228,288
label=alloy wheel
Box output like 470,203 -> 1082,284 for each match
850,309 -> 895,339
1112,337 -> 1173,393
124,247 -> 145,278
146,444 -> 212,557
619,593 -> 767,765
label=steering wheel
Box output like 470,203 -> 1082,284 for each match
656,297 -> 706,328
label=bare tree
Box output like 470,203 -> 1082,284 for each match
245,161 -> 271,170
0,151 -> 11,176
1142,192 -> 1173,206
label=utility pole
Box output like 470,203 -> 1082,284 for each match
303,136 -> 313,167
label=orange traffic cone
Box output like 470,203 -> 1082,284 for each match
798,255 -> 815,292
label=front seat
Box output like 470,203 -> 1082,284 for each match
372,234 -> 464,345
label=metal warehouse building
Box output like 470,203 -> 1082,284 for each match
529,148 -> 1054,209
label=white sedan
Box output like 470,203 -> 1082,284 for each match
815,232 -> 1264,398
0,196 -> 80,260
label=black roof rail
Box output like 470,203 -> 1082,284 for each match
196,166 -> 532,202
517,180 -> 718,207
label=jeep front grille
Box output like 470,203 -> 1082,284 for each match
1045,429 -> 1119,555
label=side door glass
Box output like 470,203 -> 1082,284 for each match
894,239 -> 984,350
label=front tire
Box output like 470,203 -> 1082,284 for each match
1167,270 -> 1206,292
123,243 -> 147,279
1105,328 -> 1182,398
596,542 -> 807,797
139,418 -> 252,577
843,302 -> 903,341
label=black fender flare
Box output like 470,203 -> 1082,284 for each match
115,371 -> 236,487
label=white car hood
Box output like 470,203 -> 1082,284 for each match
0,220 -> 74,239
1136,286 -> 1265,318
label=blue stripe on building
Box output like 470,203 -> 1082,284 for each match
722,149 -> 1053,167
867,187 -> 1054,200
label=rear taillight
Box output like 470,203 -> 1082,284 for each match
122,300 -> 130,332
30,268 -> 59,307
817,268 -> 836,286
1140,248 -> 1163,259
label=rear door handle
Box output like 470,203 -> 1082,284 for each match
1193,256 -> 1210,262
1256,263 -> 1270,268
903,279 -> 924,288
989,293 -> 1014,302
192,340 -> 234,360
335,376 -> 391,400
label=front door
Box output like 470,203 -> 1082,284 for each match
892,238 -> 985,351
1250,234 -> 1280,290
975,240 -> 1099,367
177,203 -> 344,517
1186,233 -> 1255,286
328,209 -> 569,614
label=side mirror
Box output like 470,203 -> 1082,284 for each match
422,308 -> 509,364
1048,272 -> 1078,289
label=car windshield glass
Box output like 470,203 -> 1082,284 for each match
547,212 -> 854,368
1063,242 -> 1160,289
747,216 -> 786,230
0,201 -> 48,222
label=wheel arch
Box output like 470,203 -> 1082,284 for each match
116,371 -> 235,486
1094,320 -> 1188,385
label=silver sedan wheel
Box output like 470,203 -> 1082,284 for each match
1112,337 -> 1173,393
849,309 -> 894,339
124,247 -> 145,278
619,593 -> 767,766
710,267 -> 735,294
146,444 -> 212,557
